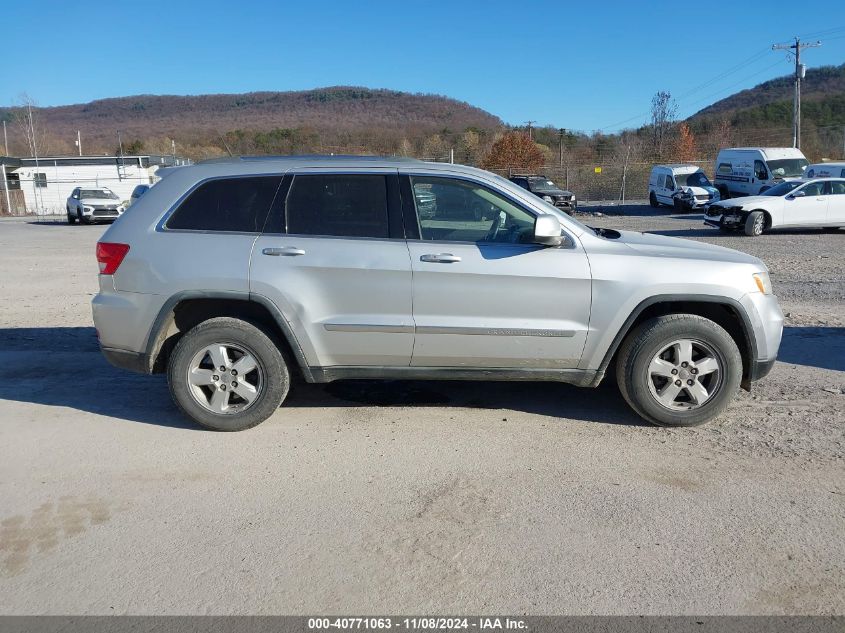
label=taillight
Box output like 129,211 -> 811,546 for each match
96,242 -> 130,275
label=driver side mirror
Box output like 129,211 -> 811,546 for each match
788,190 -> 806,199
533,215 -> 564,246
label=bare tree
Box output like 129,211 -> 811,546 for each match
11,93 -> 49,158
650,91 -> 678,160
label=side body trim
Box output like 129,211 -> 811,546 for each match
309,365 -> 598,387
415,326 -> 575,337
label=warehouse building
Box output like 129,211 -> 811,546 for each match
0,154 -> 191,215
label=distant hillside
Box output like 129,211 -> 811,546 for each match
689,64 -> 845,151
0,87 -> 503,159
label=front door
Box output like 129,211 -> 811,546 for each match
250,171 -> 414,367
402,174 -> 591,369
783,181 -> 828,226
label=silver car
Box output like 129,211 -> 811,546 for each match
92,156 -> 783,431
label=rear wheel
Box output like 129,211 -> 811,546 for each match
744,211 -> 765,237
167,317 -> 290,431
616,314 -> 742,427
649,192 -> 659,208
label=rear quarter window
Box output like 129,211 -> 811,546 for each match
165,176 -> 282,232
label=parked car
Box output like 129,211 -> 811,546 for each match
713,147 -> 809,199
509,174 -> 577,214
93,156 -> 782,431
66,187 -> 125,224
129,184 -> 152,206
805,162 -> 845,179
648,164 -> 720,211
704,177 -> 845,236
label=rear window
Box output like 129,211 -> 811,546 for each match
166,176 -> 281,232
285,174 -> 389,238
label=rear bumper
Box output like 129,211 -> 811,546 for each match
101,346 -> 148,374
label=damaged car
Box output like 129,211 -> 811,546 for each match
704,177 -> 845,236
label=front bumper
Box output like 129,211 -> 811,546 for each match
739,291 -> 784,388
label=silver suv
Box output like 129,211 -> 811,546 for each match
92,156 -> 783,431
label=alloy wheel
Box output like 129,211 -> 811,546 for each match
186,342 -> 263,414
646,339 -> 723,411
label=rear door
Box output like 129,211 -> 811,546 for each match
401,173 -> 591,369
826,179 -> 845,224
250,170 -> 414,367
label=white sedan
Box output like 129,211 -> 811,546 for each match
704,178 -> 845,236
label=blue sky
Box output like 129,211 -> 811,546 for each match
2,0 -> 843,133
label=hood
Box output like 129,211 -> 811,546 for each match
710,195 -> 770,209
534,186 -> 572,196
615,230 -> 763,266
80,197 -> 121,206
679,185 -> 719,196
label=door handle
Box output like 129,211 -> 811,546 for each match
262,246 -> 305,256
420,253 -> 462,263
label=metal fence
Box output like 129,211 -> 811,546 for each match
492,161 -> 713,202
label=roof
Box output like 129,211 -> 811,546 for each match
179,155 -> 493,179
654,163 -> 702,171
198,154 -> 424,166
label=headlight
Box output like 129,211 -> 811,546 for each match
752,272 -> 772,295
83,206 -> 93,212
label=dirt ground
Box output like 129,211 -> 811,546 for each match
0,209 -> 842,615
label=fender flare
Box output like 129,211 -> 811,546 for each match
142,290 -> 313,381
595,293 -> 758,378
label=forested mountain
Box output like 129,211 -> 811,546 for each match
0,87 -> 503,160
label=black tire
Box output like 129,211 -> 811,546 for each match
673,198 -> 683,212
649,192 -> 659,208
66,207 -> 76,224
717,186 -> 730,201
167,317 -> 290,431
744,210 -> 765,237
78,210 -> 91,225
615,314 -> 742,427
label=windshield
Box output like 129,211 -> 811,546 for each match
676,171 -> 712,187
528,177 -> 560,191
767,158 -> 809,178
80,189 -> 118,199
763,181 -> 802,196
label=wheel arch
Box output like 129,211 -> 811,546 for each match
143,291 -> 313,382
597,295 -> 757,390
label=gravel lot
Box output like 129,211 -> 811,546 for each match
0,209 -> 843,615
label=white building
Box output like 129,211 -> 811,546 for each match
0,154 -> 191,215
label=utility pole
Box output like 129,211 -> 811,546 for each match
525,121 -> 536,140
2,121 -> 7,156
558,128 -> 566,167
772,37 -> 821,149
76,130 -> 82,156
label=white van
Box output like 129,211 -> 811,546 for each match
806,162 -> 845,179
648,164 -> 720,211
714,147 -> 808,199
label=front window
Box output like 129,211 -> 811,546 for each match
80,189 -> 119,199
763,181 -> 802,196
766,158 -> 809,178
676,171 -> 712,187
527,177 -> 558,192
411,176 -> 537,244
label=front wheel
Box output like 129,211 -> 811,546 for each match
66,207 -> 76,224
616,314 -> 742,427
744,211 -> 765,237
649,192 -> 659,208
167,317 -> 290,431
